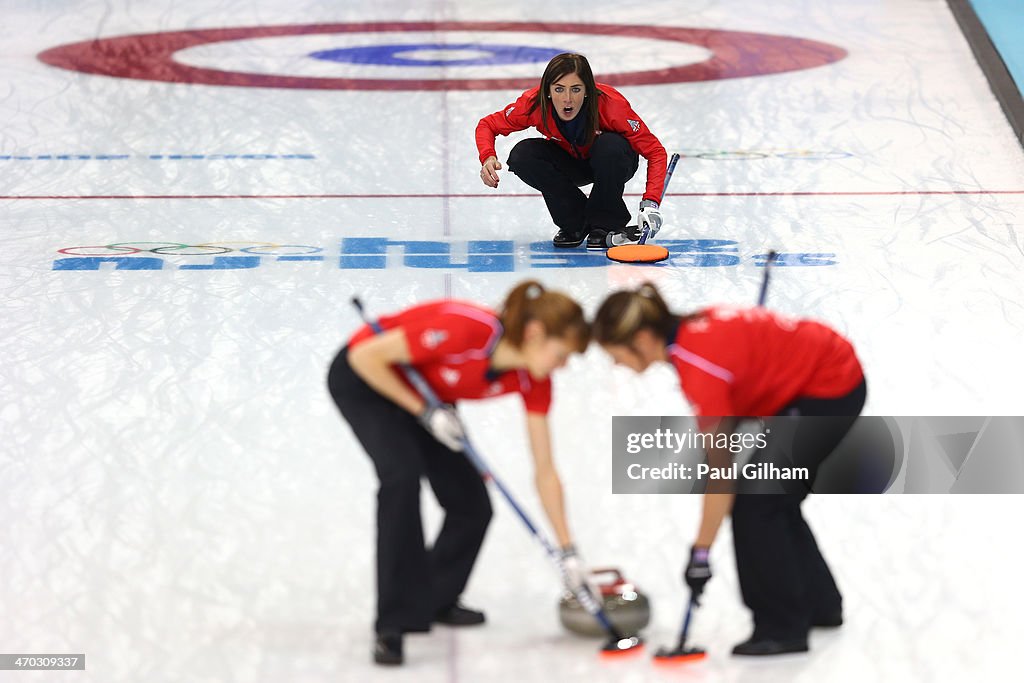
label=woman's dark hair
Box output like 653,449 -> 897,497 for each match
592,283 -> 680,345
501,280 -> 590,353
529,52 -> 601,144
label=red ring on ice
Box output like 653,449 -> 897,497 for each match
37,21 -> 847,91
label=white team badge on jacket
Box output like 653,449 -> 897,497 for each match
421,329 -> 449,349
440,367 -> 461,386
627,119 -> 641,132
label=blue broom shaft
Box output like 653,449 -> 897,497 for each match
640,152 -> 681,246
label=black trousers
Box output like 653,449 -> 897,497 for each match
731,379 -> 867,640
506,133 -> 640,237
327,350 -> 492,634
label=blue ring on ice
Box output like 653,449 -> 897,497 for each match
308,43 -> 565,67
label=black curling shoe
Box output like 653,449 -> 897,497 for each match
586,229 -> 609,250
812,611 -> 844,628
434,601 -> 486,626
732,635 -> 809,656
373,631 -> 403,666
552,230 -> 585,248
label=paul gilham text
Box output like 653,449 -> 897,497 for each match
627,462 -> 810,481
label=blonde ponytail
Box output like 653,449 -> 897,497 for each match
593,283 -> 676,345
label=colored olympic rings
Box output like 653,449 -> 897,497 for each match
57,242 -> 323,256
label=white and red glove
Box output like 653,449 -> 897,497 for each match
418,403 -> 465,452
638,199 -> 663,240
557,544 -> 600,599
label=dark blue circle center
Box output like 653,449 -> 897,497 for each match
309,43 -> 565,67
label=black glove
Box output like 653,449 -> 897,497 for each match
684,546 -> 712,601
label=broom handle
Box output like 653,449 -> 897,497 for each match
639,152 -> 680,245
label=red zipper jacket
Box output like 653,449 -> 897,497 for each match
666,306 -> 865,429
475,83 -> 668,203
348,300 -> 552,414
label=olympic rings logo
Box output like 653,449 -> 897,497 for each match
679,149 -> 852,160
57,242 -> 323,256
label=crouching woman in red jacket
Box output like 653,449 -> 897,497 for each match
476,52 -> 667,250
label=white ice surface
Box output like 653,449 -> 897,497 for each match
2,1 -> 1023,682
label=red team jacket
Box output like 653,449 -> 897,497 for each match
348,301 -> 552,415
667,306 -> 864,429
475,83 -> 668,203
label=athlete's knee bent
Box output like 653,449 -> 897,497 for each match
589,133 -> 638,180
377,468 -> 422,501
448,481 -> 493,529
590,132 -> 633,159
507,139 -> 552,178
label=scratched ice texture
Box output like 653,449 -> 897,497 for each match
1,1 -> 1023,681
